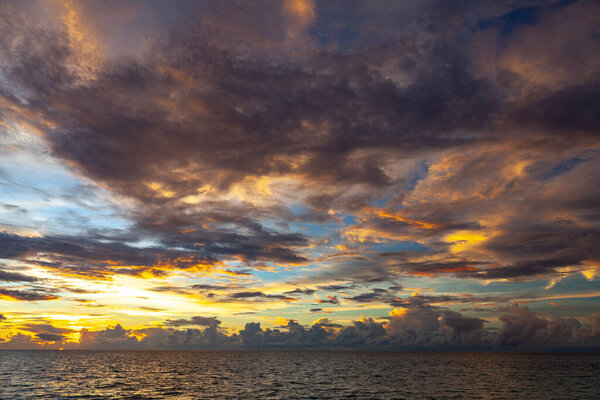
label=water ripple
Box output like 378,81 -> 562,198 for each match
0,351 -> 599,399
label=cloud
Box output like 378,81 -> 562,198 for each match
315,295 -> 339,305
75,324 -> 140,350
164,316 -> 221,328
497,305 -> 600,350
20,323 -> 74,335
0,232 -> 218,279
0,322 -> 75,345
0,305 -> 599,350
346,288 -> 393,303
0,268 -> 38,282
0,0 -> 599,348
284,288 -> 316,295
0,288 -> 58,301
0,333 -> 48,350
1,0 -> 598,286
226,291 -> 299,302
35,333 -> 66,342
317,284 -> 357,291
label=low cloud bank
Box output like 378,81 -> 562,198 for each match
1,306 -> 598,351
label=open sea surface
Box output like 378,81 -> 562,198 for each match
0,351 -> 599,399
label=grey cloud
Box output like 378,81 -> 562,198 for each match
17,322 -> 74,343
35,333 -> 65,342
0,0 -> 598,297
497,305 -> 600,350
332,318 -> 387,348
0,268 -> 38,282
131,207 -> 309,265
0,288 -> 58,301
512,82 -> 600,137
0,333 -> 45,350
346,288 -> 393,303
385,306 -> 490,349
238,320 -> 332,349
284,288 -> 316,296
20,323 -> 74,335
1,306 -> 599,350
74,324 -> 140,350
164,316 -> 221,328
0,232 -> 216,278
135,326 -> 235,350
0,0 -> 508,204
226,291 -> 298,302
314,295 -> 339,305
316,284 -> 357,291
190,284 -> 233,291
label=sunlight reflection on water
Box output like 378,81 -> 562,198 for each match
0,351 -> 599,399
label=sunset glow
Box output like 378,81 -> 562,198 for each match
0,0 -> 599,351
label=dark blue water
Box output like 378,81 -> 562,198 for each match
0,351 -> 599,399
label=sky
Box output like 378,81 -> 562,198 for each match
0,0 -> 599,351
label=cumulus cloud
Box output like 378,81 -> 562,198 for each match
0,306 -> 598,351
497,305 -> 600,350
0,333 -> 49,350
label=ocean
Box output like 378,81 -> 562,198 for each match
1,351 -> 599,399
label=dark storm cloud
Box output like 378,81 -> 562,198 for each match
0,0 -> 598,290
0,0 -> 508,204
512,82 -> 600,136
